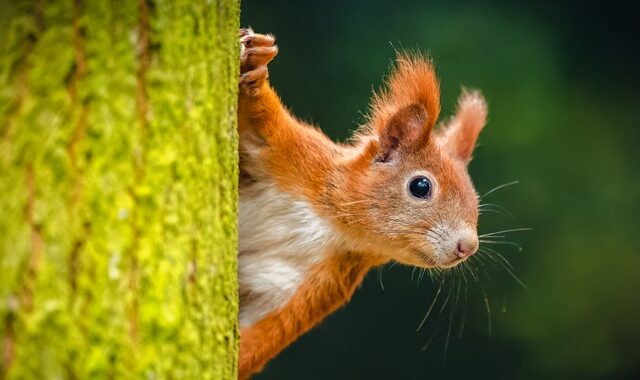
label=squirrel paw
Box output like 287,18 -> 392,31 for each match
239,28 -> 277,95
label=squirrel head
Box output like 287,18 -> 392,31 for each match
332,54 -> 488,269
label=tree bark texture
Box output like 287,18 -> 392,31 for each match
0,0 -> 240,378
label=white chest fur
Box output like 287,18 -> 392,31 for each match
238,182 -> 338,328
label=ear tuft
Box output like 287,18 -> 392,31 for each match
367,52 -> 440,138
439,89 -> 488,162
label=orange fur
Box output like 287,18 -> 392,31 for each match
238,86 -> 338,202
238,30 -> 488,378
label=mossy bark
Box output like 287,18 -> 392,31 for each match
0,0 -> 239,378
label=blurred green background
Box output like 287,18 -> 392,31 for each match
242,1 -> 640,379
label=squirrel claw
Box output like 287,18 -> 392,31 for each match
241,33 -> 275,49
241,46 -> 278,73
239,28 -> 277,94
239,27 -> 254,37
240,66 -> 268,95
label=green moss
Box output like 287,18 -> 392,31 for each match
0,0 -> 239,378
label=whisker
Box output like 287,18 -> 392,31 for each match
444,273 -> 462,362
478,246 -> 515,270
480,247 -> 527,289
463,260 -> 493,335
478,274 -> 492,335
480,180 -> 519,199
479,203 -> 514,217
417,268 -> 426,286
479,208 -> 511,217
478,240 -> 523,251
431,281 -> 455,337
416,279 -> 444,331
420,324 -> 442,352
479,227 -> 533,238
378,266 -> 385,291
473,253 -> 497,278
463,260 -> 479,282
457,274 -> 469,339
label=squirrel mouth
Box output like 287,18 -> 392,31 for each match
412,249 -> 437,267
438,256 -> 467,269
412,249 -> 467,269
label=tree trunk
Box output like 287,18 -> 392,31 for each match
0,0 -> 239,378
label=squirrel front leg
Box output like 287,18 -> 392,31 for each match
237,29 -> 364,378
238,29 -> 337,200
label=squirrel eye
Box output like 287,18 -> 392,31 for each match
408,176 -> 432,199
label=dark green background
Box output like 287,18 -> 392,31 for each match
241,1 -> 640,379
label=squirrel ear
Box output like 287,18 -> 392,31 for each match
375,104 -> 430,162
440,90 -> 488,163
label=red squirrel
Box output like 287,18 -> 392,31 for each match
237,28 -> 488,379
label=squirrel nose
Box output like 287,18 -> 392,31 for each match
455,234 -> 478,258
